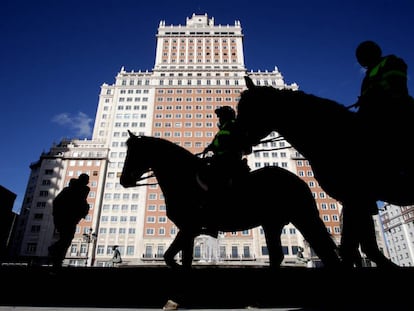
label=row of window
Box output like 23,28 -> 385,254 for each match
119,89 -> 150,94
118,97 -> 149,102
157,74 -> 241,80
162,38 -> 237,45
102,193 -> 139,200
154,123 -> 215,129
101,204 -> 139,211
156,97 -> 237,102
100,216 -> 137,222
115,77 -> 282,88
157,77 -> 240,84
162,59 -> 238,64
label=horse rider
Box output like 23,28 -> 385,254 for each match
199,106 -> 251,206
352,40 -> 414,172
353,40 -> 411,117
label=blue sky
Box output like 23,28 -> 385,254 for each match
1,0 -> 413,212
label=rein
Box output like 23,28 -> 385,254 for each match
134,172 -> 158,186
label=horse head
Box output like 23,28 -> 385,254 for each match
120,130 -> 152,188
236,76 -> 281,145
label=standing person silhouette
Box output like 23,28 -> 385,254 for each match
111,245 -> 122,267
48,173 -> 90,268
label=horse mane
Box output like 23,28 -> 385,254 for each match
239,86 -> 350,115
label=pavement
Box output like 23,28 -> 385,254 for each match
1,265 -> 412,310
0,308 -> 311,311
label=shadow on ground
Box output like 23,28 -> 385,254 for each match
0,265 -> 412,309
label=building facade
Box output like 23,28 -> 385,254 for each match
380,204 -> 414,266
12,13 -> 389,267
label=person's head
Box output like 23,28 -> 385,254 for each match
68,178 -> 78,187
215,106 -> 236,126
356,40 -> 382,68
78,173 -> 89,186
112,245 -> 118,250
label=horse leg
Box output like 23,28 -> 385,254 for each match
293,215 -> 341,268
163,230 -> 189,268
358,209 -> 398,268
340,200 -> 394,268
163,229 -> 198,269
180,230 -> 197,269
339,203 -> 364,268
263,225 -> 284,268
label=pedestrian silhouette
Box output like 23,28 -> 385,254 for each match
111,245 -> 122,267
48,173 -> 90,268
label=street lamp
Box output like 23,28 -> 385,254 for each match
82,227 -> 97,266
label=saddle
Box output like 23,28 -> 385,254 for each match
196,158 -> 250,192
195,158 -> 250,215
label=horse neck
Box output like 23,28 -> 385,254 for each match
256,91 -> 351,163
149,140 -> 199,200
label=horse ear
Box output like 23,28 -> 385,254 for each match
128,130 -> 135,137
244,76 -> 255,89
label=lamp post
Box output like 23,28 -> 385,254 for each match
82,227 -> 97,266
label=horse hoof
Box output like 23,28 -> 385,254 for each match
163,299 -> 179,310
165,260 -> 181,269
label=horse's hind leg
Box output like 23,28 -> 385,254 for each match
163,229 -> 197,269
180,231 -> 196,269
291,198 -> 341,268
340,201 -> 397,268
295,216 -> 341,268
163,231 -> 184,268
262,225 -> 284,268
357,207 -> 398,268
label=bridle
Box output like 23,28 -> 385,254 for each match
133,172 -> 158,187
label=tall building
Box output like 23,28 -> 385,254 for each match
380,204 -> 414,266
10,139 -> 108,265
12,13 -> 388,267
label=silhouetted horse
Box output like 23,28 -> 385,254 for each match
236,76 -> 414,267
120,132 -> 341,269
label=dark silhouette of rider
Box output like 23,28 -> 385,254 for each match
353,40 -> 414,173
339,41 -> 413,268
354,40 -> 411,117
200,106 -> 250,206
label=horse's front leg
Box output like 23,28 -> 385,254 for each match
164,229 -> 197,269
262,224 -> 284,268
339,203 -> 364,268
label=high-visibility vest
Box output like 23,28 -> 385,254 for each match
212,120 -> 235,155
362,56 -> 407,96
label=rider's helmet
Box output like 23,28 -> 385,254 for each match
356,40 -> 382,68
78,173 -> 90,185
214,106 -> 236,120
